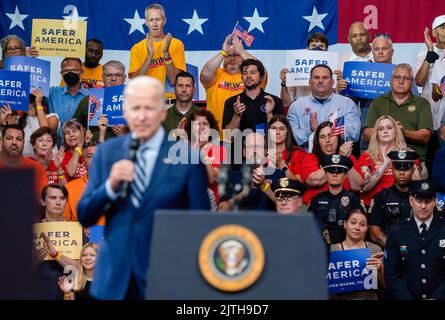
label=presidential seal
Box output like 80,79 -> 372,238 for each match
198,224 -> 265,292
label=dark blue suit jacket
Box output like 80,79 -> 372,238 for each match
77,133 -> 210,299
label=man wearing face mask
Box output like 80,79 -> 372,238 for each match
60,39 -> 104,89
47,57 -> 89,145
279,32 -> 331,110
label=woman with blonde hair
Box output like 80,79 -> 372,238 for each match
358,115 -> 420,207
58,242 -> 98,300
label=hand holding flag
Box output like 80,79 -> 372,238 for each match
232,21 -> 254,47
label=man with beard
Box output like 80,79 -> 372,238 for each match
60,39 -> 104,88
0,125 -> 48,217
222,59 -> 283,132
163,71 -> 197,134
287,64 -> 360,148
369,151 -> 420,248
200,35 -> 266,131
308,154 -> 362,245
339,22 -> 373,68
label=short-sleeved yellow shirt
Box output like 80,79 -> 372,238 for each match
129,36 -> 186,91
204,68 -> 245,129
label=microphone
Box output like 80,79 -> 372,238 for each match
217,164 -> 231,197
120,137 -> 140,199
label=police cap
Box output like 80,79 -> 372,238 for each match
387,150 -> 419,170
320,154 -> 353,173
271,177 -> 307,197
409,180 -> 438,199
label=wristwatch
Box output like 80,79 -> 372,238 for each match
282,165 -> 288,172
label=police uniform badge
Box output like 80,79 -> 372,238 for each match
398,151 -> 406,160
322,229 -> 331,245
408,105 -> 416,112
279,178 -> 289,188
440,240 -> 445,248
341,196 -> 350,207
332,154 -> 340,164
421,183 -> 429,191
367,199 -> 375,214
198,225 -> 265,292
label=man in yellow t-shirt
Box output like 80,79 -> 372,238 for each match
200,35 -> 267,129
129,3 -> 185,98
60,39 -> 104,89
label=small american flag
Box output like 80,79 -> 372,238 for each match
330,116 -> 345,137
233,23 -> 254,47
89,95 -> 101,121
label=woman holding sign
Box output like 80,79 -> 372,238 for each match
358,115 -> 421,207
330,207 -> 384,300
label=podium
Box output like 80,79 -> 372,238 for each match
0,169 -> 36,299
146,210 -> 328,299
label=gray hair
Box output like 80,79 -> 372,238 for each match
123,76 -> 164,109
103,60 -> 126,73
392,63 -> 414,78
372,35 -> 393,49
1,34 -> 26,56
145,3 -> 166,19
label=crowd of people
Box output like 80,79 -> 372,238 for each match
1,3 -> 445,300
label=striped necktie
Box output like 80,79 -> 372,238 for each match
130,146 -> 149,208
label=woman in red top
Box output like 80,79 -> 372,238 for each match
30,127 -> 66,184
60,120 -> 87,181
185,109 -> 228,207
267,115 -> 306,181
358,115 -> 420,206
300,121 -> 363,205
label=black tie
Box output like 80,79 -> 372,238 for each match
420,223 -> 427,239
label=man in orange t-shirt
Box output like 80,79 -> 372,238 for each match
60,39 -> 105,89
129,3 -> 185,99
200,34 -> 267,131
64,142 -> 105,225
0,125 -> 48,202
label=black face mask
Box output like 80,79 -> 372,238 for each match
310,46 -> 325,51
63,72 -> 80,86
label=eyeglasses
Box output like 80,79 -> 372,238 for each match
392,75 -> 413,82
83,142 -> 100,148
6,46 -> 24,53
104,73 -> 124,79
276,195 -> 299,202
374,33 -> 391,40
62,68 -> 82,75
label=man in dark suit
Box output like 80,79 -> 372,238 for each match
384,180 -> 445,300
77,76 -> 210,300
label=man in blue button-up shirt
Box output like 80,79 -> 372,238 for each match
287,64 -> 361,148
47,57 -> 89,144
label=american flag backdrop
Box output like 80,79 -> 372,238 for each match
1,0 -> 445,98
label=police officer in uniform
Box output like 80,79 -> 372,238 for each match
271,177 -> 307,214
308,154 -> 362,245
384,180 -> 445,300
369,150 -> 419,248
